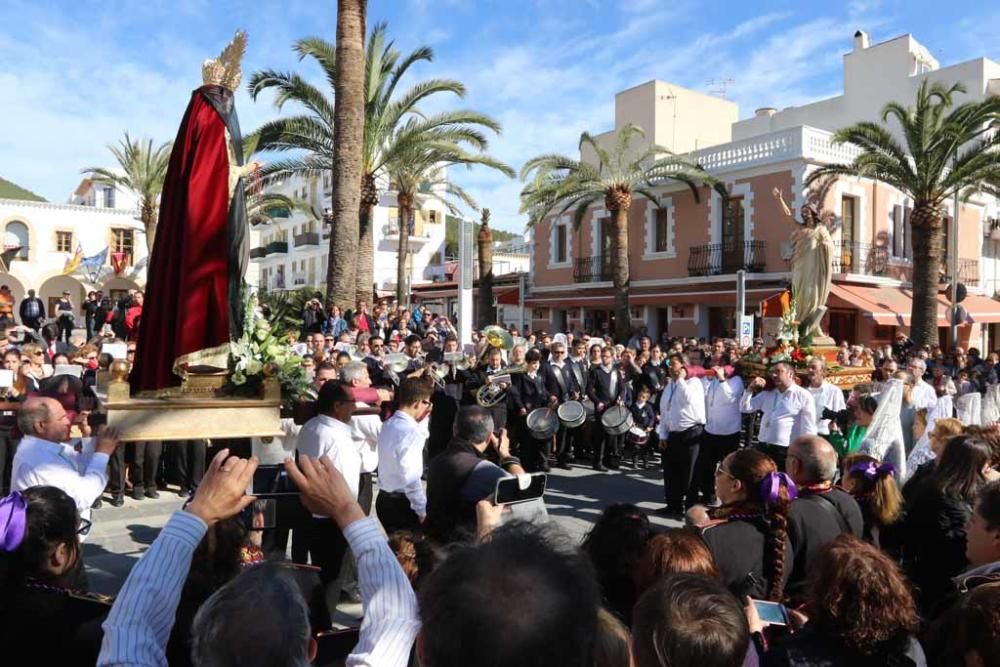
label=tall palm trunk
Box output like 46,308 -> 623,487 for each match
477,210 -> 494,328
356,173 -> 378,305
326,0 -> 366,309
909,202 -> 944,347
142,199 -> 157,254
396,192 -> 413,308
606,187 -> 632,342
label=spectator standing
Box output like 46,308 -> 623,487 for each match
18,289 -> 44,331
376,377 -> 432,533
0,284 -> 15,329
55,290 -> 75,343
82,291 -> 100,340
805,358 -> 846,438
123,292 -> 143,340
696,362 -> 744,505
657,354 -> 706,514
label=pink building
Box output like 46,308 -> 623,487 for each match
526,31 -> 1000,349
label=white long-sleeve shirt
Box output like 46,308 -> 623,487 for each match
98,513 -> 419,667
703,374 -> 744,436
377,410 -> 428,518
298,415 -> 362,516
12,435 -> 108,526
912,380 -> 938,411
808,381 -> 847,435
740,384 -> 817,448
352,403 -> 383,474
657,376 -> 706,438
251,417 -> 302,465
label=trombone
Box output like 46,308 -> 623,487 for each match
475,363 -> 528,407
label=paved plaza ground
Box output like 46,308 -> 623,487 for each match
84,460 -> 682,597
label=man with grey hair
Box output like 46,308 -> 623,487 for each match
341,360 -> 387,514
741,361 -> 817,470
12,396 -> 120,529
784,435 -> 863,603
907,358 -> 937,410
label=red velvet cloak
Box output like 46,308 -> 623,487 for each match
130,86 -> 247,394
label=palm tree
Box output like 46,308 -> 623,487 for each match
520,124 -> 719,341
249,24 -> 496,308
81,132 -> 172,253
807,80 -> 1000,346
387,129 -> 514,307
477,208 -> 494,328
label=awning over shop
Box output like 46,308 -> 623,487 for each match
829,284 -> 1000,326
525,287 -> 783,309
496,286 -> 520,305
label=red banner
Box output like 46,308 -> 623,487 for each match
111,252 -> 129,275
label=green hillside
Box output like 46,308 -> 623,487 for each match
0,177 -> 46,202
444,214 -> 519,257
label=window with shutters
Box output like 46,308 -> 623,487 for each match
555,224 -> 567,263
55,231 -> 73,253
654,207 -> 669,252
111,228 -> 134,266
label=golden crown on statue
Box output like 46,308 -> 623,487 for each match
202,30 -> 247,91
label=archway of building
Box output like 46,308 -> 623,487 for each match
38,275 -> 87,319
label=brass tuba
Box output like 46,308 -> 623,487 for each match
477,325 -> 515,364
381,352 -> 410,386
475,363 -> 528,408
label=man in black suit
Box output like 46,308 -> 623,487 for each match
543,341 -> 581,469
469,347 -> 509,435
587,346 -> 627,471
509,348 -> 557,472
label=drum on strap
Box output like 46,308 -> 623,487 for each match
526,407 -> 559,439
580,398 -> 596,421
625,425 -> 649,447
556,400 -> 586,429
600,404 -> 634,436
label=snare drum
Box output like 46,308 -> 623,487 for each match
625,426 -> 649,447
526,408 -> 559,440
556,401 -> 586,429
600,405 -> 634,436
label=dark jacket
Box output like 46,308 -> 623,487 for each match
425,437 -> 509,545
764,625 -> 926,667
0,584 -> 110,667
18,297 -> 44,323
700,516 -> 793,600
509,371 -> 553,414
786,488 -> 864,604
542,361 -> 581,402
629,401 -> 656,430
902,482 -> 972,612
587,366 -> 626,410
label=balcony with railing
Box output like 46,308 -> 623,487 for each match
381,220 -> 432,243
293,231 -> 319,248
574,255 -> 613,283
831,241 -> 889,276
264,240 -> 288,256
686,125 -> 864,175
941,258 -> 980,287
688,241 -> 766,276
249,246 -> 266,260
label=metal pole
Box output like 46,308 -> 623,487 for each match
950,152 -> 960,348
518,272 -> 526,334
458,218 -> 473,345
736,269 -> 746,322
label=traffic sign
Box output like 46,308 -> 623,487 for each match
739,315 -> 754,348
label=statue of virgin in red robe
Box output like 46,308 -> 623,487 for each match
130,31 -> 258,395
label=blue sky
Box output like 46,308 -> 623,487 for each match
1,0 -> 998,232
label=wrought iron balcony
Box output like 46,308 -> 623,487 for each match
249,246 -> 266,260
831,241 -> 889,276
688,241 -> 766,276
941,257 -> 980,286
264,240 -> 288,256
293,232 -> 319,248
574,255 -> 613,283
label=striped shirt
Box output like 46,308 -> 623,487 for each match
98,512 -> 419,667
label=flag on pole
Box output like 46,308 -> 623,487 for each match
0,247 -> 21,273
62,245 -> 84,275
111,252 -> 129,275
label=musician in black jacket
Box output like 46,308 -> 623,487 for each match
467,347 -> 509,436
509,348 -> 557,472
543,341 -> 582,469
587,346 -> 627,472
567,339 -> 594,461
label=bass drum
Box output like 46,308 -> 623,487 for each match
625,426 -> 649,447
556,400 -> 586,429
600,404 -> 634,436
526,407 -> 559,440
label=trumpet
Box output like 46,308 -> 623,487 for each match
444,351 -> 471,371
428,362 -> 450,389
475,363 -> 528,408
381,352 -> 410,386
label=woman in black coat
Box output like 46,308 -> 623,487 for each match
901,435 -> 992,615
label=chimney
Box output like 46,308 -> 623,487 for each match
854,30 -> 870,51
754,107 -> 777,118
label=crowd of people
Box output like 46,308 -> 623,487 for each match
0,293 -> 999,666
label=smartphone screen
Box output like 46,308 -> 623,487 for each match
0,370 -> 12,388
494,473 -> 547,506
751,599 -> 789,626
251,465 -> 300,496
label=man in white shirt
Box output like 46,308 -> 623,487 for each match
695,362 -> 744,504
342,361 -> 383,515
656,354 -> 706,515
296,379 -> 361,619
12,396 -> 121,534
376,376 -> 432,533
741,361 -> 817,471
805,358 -> 846,437
908,358 -> 938,411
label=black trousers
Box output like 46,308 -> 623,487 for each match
663,424 -> 703,509
0,430 -> 16,495
376,492 -> 421,535
694,431 -> 741,502
303,518 -> 349,623
754,442 -> 788,472
108,446 -> 126,496
128,441 -> 162,491
166,440 -> 206,491
57,315 -> 73,342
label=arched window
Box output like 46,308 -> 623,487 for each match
4,221 -> 29,260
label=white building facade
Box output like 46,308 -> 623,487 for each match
252,171 -> 448,297
0,177 -> 149,315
